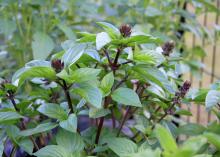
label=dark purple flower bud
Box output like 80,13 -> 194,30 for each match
179,80 -> 191,97
51,59 -> 64,73
120,24 -> 132,37
162,41 -> 175,56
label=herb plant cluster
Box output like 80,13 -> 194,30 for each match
0,22 -> 220,157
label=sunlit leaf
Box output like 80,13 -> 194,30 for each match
111,87 -> 142,107
96,32 -> 111,50
155,124 -> 178,153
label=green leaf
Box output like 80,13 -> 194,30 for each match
57,68 -> 101,84
122,34 -> 161,45
205,90 -> 220,110
196,0 -> 220,13
59,114 -> 77,133
25,60 -> 51,67
71,68 -> 101,83
18,138 -> 34,155
96,32 -> 111,50
12,66 -> 56,86
133,52 -> 156,65
171,136 -> 207,157
96,22 -> 120,39
77,32 -> 96,43
181,23 -> 203,38
111,87 -> 142,107
203,132 -> 220,150
100,72 -> 114,96
133,66 -> 175,94
19,122 -> 58,136
174,9 -> 195,21
146,49 -> 165,66
34,145 -> 69,157
145,6 -> 163,17
0,111 -> 23,123
84,48 -> 100,62
193,155 -> 212,157
0,18 -> 16,38
147,83 -> 166,99
105,137 -> 137,157
56,129 -> 84,153
32,32 -> 55,60
89,108 -> 110,118
180,136 -> 207,156
191,46 -> 206,58
58,24 -> 76,40
187,89 -> 208,103
12,60 -> 51,85
0,140 -> 4,157
175,109 -> 192,116
5,125 -> 20,143
155,124 -> 178,153
74,83 -> 102,108
37,103 -> 68,121
176,123 -> 206,136
62,43 -> 87,67
127,148 -> 161,157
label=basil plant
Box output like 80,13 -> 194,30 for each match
0,22 -> 220,157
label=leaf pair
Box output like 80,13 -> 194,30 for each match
37,103 -> 77,133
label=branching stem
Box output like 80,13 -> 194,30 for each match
95,97 -> 111,144
57,80 -> 74,114
8,93 -> 40,151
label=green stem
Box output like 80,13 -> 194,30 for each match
13,5 -> 24,37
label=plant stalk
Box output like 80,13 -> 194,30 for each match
113,48 -> 121,65
62,80 -> 74,114
10,146 -> 17,157
151,103 -> 176,130
95,97 -> 111,144
95,117 -> 104,144
8,94 -> 40,151
117,106 -> 131,137
110,108 -> 116,128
